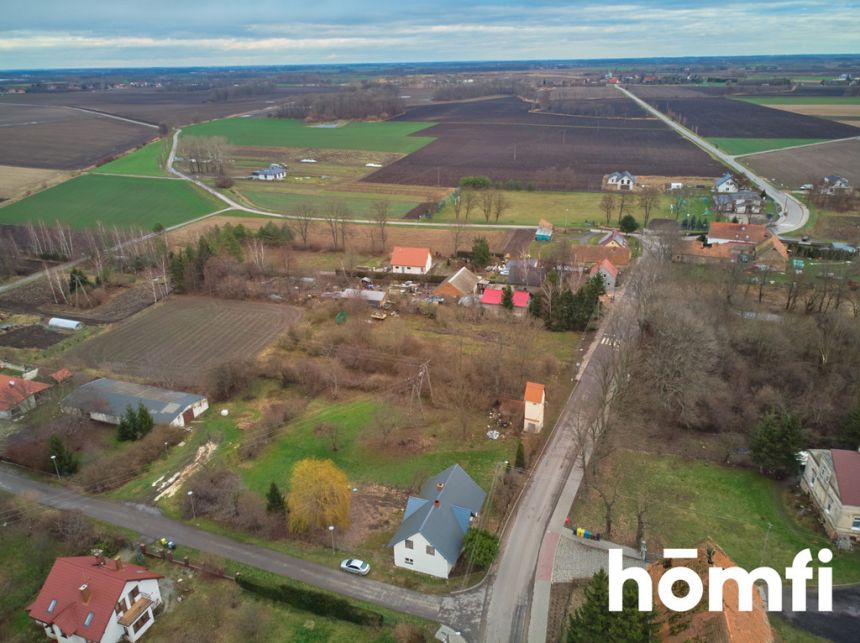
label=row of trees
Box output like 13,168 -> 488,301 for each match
600,187 -> 660,228
529,274 -> 605,331
451,179 -> 512,224
274,87 -> 405,121
432,79 -> 528,101
179,136 -> 232,175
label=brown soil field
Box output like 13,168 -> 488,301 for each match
63,296 -> 301,386
0,325 -> 65,349
0,104 -> 155,169
363,97 -> 723,191
545,86 -> 649,118
742,139 -> 860,188
628,90 -> 858,139
0,165 -> 71,201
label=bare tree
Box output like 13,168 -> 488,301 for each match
463,189 -> 478,221
599,193 -> 616,226
452,191 -> 464,221
637,187 -> 660,228
370,200 -> 391,253
617,191 -> 630,224
492,191 -> 511,224
480,189 -> 495,223
294,203 -> 315,247
595,483 -> 618,538
323,201 -> 349,251
450,221 -> 466,258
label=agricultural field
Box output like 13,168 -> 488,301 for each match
364,96 -> 725,191
544,85 -> 650,118
0,103 -> 156,170
91,138 -> 171,177
0,165 -> 70,202
236,186 -> 420,218
182,117 -> 436,154
708,138 -> 829,156
741,139 -> 860,190
63,296 -> 301,386
0,174 -> 222,229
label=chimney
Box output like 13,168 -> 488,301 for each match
114,556 -> 123,571
93,549 -> 105,566
434,499 -> 440,508
436,482 -> 444,491
79,584 -> 91,604
8,380 -> 15,387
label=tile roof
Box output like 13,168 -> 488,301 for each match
0,374 -> 50,412
524,382 -> 545,404
708,222 -> 769,244
756,236 -> 789,261
591,258 -> 619,279
50,369 -> 73,383
387,464 -> 486,564
62,378 -> 206,425
675,239 -> 741,260
390,246 -> 432,268
434,267 -> 479,298
570,245 -> 632,267
831,449 -> 860,506
480,288 -> 529,308
28,557 -> 161,642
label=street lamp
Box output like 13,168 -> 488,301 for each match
187,490 -> 196,519
328,525 -> 335,553
50,454 -> 60,480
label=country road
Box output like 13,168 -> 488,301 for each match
615,85 -> 810,235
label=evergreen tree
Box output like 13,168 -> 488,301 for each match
502,286 -> 514,310
48,435 -> 79,475
471,237 -> 491,269
840,404 -> 860,450
136,403 -> 154,439
117,406 -> 136,442
266,482 -> 286,513
619,214 -> 639,233
515,441 -> 526,469
528,291 -> 543,318
462,528 -> 499,568
750,410 -> 804,479
566,569 -> 657,643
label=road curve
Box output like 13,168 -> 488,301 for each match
615,85 -> 809,235
0,464 -> 444,621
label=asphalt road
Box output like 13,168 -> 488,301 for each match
781,585 -> 860,642
0,465 -> 443,622
615,85 -> 809,235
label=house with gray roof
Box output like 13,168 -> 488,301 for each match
388,464 -> 486,578
605,171 -> 636,191
714,173 -> 739,193
61,378 -> 208,428
251,163 -> 286,181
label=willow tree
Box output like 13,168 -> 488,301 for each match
287,458 -> 351,532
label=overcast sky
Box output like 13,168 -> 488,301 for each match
1,1 -> 859,69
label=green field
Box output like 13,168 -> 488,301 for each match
238,187 -> 419,217
91,138 -> 171,177
183,118 -> 436,153
0,174 -> 222,229
738,95 -> 860,105
572,449 -> 860,584
707,137 -> 828,156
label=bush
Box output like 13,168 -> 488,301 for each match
215,174 -> 234,189
206,359 -> 256,401
619,214 -> 640,233
462,528 -> 499,569
235,575 -> 383,627
460,176 -> 491,189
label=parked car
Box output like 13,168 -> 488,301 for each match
340,559 -> 370,575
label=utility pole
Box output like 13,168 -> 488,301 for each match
50,454 -> 60,480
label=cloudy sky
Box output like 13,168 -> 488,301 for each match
2,1 -> 859,69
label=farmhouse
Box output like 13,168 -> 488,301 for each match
0,374 -> 51,420
523,381 -> 546,433
480,288 -> 530,316
597,230 -> 627,248
590,258 -> 619,290
713,173 -> 739,193
672,240 -> 749,265
28,554 -> 163,643
535,219 -> 554,241
822,175 -> 851,195
62,378 -> 208,427
753,236 -> 789,272
570,245 -> 631,268
712,191 -> 763,217
390,246 -> 433,275
707,222 -> 769,246
505,259 -> 545,289
605,171 -> 636,191
339,288 -> 387,308
433,267 -> 479,300
250,163 -> 286,181
388,464 -> 486,578
801,449 -> 860,544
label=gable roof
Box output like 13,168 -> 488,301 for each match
570,245 -> 631,267
62,378 -> 206,425
607,170 -> 635,182
506,258 -> 545,287
537,218 -> 554,232
598,230 -> 627,248
824,175 -> 848,185
390,246 -> 432,268
708,222 -> 769,244
675,239 -> 743,260
388,464 -> 486,563
434,267 -> 479,298
831,449 -> 860,506
28,556 -> 161,642
0,374 -> 50,412
591,258 -> 619,279
756,235 -> 789,261
480,288 -> 530,308
524,381 -> 545,404
50,369 -> 73,384
714,173 -> 736,188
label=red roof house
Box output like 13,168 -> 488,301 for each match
590,258 -> 619,289
480,288 -> 530,308
390,246 -> 433,274
28,556 -> 163,643
51,368 -> 73,384
0,374 -> 50,419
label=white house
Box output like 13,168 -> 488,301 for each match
714,173 -> 739,193
28,554 -> 163,643
390,246 -> 433,275
590,258 -> 619,290
606,171 -> 636,191
388,464 -> 486,578
801,449 -> 860,544
523,381 -> 546,432
251,163 -> 286,181
822,175 -> 851,195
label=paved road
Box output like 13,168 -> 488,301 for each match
615,85 -> 809,235
0,465 -> 444,621
781,584 -> 860,642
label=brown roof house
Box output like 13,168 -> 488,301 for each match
801,449 -> 860,544
433,267 -> 480,300
707,222 -> 769,246
0,374 -> 50,420
570,244 -> 631,268
754,236 -> 789,272
647,542 -> 774,643
523,382 -> 546,433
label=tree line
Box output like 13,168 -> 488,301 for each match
273,86 -> 404,121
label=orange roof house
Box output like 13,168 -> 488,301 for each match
51,368 -> 73,384
523,382 -> 546,433
0,374 -> 50,419
570,245 -> 631,268
754,236 -> 789,271
390,247 -> 433,274
707,222 -> 769,246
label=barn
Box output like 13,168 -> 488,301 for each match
62,378 -> 208,427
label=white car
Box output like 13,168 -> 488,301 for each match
340,559 -> 370,576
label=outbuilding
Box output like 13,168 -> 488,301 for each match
0,374 -> 51,420
433,267 -> 479,300
390,247 -> 433,275
48,317 -> 84,331
523,381 -> 546,432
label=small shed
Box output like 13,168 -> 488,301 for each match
535,219 -> 554,241
433,267 -> 479,300
340,288 -> 387,308
48,317 -> 84,331
523,382 -> 546,433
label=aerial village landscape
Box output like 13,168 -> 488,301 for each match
1,5 -> 860,643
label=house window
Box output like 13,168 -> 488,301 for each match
426,545 -> 435,556
852,516 -> 860,531
128,586 -> 140,603
47,599 -> 57,614
825,501 -> 832,514
404,557 -> 414,565
404,539 -> 414,550
115,601 -> 124,616
132,610 -> 151,634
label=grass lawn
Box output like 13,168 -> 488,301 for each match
182,118 -> 436,154
571,449 -> 860,584
240,396 -> 512,495
0,174 -> 222,230
433,190 -> 672,227
237,186 -> 419,217
707,138 -> 829,156
737,96 -> 860,106
91,138 -> 171,177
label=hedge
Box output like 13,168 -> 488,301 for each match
235,575 -> 384,627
